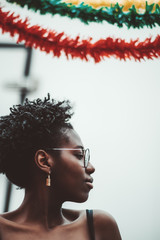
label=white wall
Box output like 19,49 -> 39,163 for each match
0,3 -> 160,240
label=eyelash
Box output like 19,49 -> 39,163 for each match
75,153 -> 84,160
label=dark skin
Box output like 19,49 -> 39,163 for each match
0,129 -> 121,240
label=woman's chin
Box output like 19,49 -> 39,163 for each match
64,190 -> 90,203
73,193 -> 89,203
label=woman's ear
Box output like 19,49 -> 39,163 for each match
34,150 -> 54,174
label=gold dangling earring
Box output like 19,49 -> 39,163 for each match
46,171 -> 51,187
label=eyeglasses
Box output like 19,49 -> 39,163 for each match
46,148 -> 90,168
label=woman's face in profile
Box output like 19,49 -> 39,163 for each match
51,129 -> 95,203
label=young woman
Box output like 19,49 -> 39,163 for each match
0,95 -> 121,240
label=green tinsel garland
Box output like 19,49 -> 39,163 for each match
5,0 -> 160,28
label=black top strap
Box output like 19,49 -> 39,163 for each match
86,209 -> 95,240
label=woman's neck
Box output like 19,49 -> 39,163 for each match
14,187 -> 68,229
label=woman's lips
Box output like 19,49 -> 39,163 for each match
85,181 -> 93,189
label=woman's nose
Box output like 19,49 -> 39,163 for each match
85,162 -> 95,174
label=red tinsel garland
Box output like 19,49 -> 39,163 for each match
0,7 -> 160,62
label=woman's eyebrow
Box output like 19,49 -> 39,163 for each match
74,145 -> 84,150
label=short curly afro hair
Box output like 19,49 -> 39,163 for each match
0,94 -> 73,188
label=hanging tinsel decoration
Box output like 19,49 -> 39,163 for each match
0,7 -> 160,63
63,0 -> 160,11
5,0 -> 160,28
6,0 -> 160,11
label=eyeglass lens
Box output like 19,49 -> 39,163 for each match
84,149 -> 90,168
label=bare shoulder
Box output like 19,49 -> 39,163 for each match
93,210 -> 122,240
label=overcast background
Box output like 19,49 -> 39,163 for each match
0,2 -> 160,240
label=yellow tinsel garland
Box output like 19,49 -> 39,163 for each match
63,0 -> 160,11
